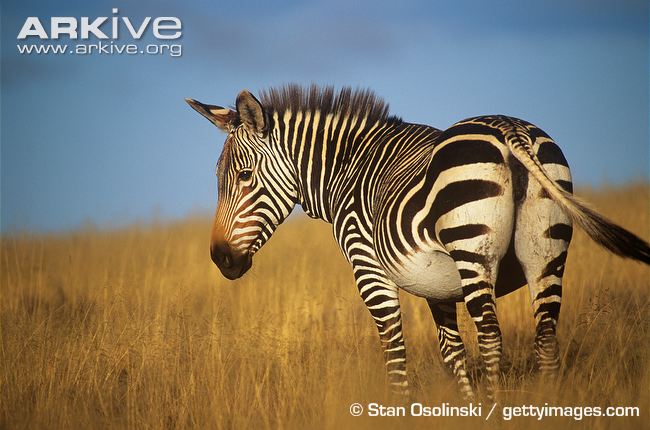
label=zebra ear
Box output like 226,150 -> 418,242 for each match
185,98 -> 238,132
236,90 -> 267,136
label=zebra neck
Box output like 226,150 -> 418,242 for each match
272,109 -> 391,223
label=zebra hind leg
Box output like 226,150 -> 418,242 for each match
513,161 -> 571,376
532,281 -> 562,374
428,300 -> 475,400
525,250 -> 567,375
460,267 -> 502,401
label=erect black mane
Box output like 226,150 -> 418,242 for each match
259,84 -> 402,124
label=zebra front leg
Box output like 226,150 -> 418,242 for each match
352,267 -> 409,395
427,300 -> 475,400
462,277 -> 502,400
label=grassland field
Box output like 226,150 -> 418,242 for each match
1,184 -> 649,429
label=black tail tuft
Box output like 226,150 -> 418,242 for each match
569,195 -> 650,264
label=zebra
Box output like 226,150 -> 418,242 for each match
186,85 -> 650,399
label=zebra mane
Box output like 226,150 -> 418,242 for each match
259,84 -> 402,124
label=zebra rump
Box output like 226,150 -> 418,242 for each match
504,122 -> 650,264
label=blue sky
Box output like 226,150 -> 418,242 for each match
1,0 -> 648,232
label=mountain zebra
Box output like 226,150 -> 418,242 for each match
186,85 -> 650,399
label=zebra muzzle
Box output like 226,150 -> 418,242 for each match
210,241 -> 252,280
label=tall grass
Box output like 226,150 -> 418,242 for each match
1,184 -> 649,429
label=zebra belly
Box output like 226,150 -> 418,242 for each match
389,251 -> 463,301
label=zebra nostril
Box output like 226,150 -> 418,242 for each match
223,253 -> 232,268
211,242 -> 234,269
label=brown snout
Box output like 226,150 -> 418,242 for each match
210,240 -> 252,280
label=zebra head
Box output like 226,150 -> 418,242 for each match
186,90 -> 298,280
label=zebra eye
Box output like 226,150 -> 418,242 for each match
237,169 -> 253,183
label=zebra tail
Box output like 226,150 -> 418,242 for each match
504,127 -> 650,265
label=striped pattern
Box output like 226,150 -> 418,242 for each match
187,85 -> 650,400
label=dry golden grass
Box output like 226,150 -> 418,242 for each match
1,184 -> 649,429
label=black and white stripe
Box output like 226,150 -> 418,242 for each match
186,85 -> 650,399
